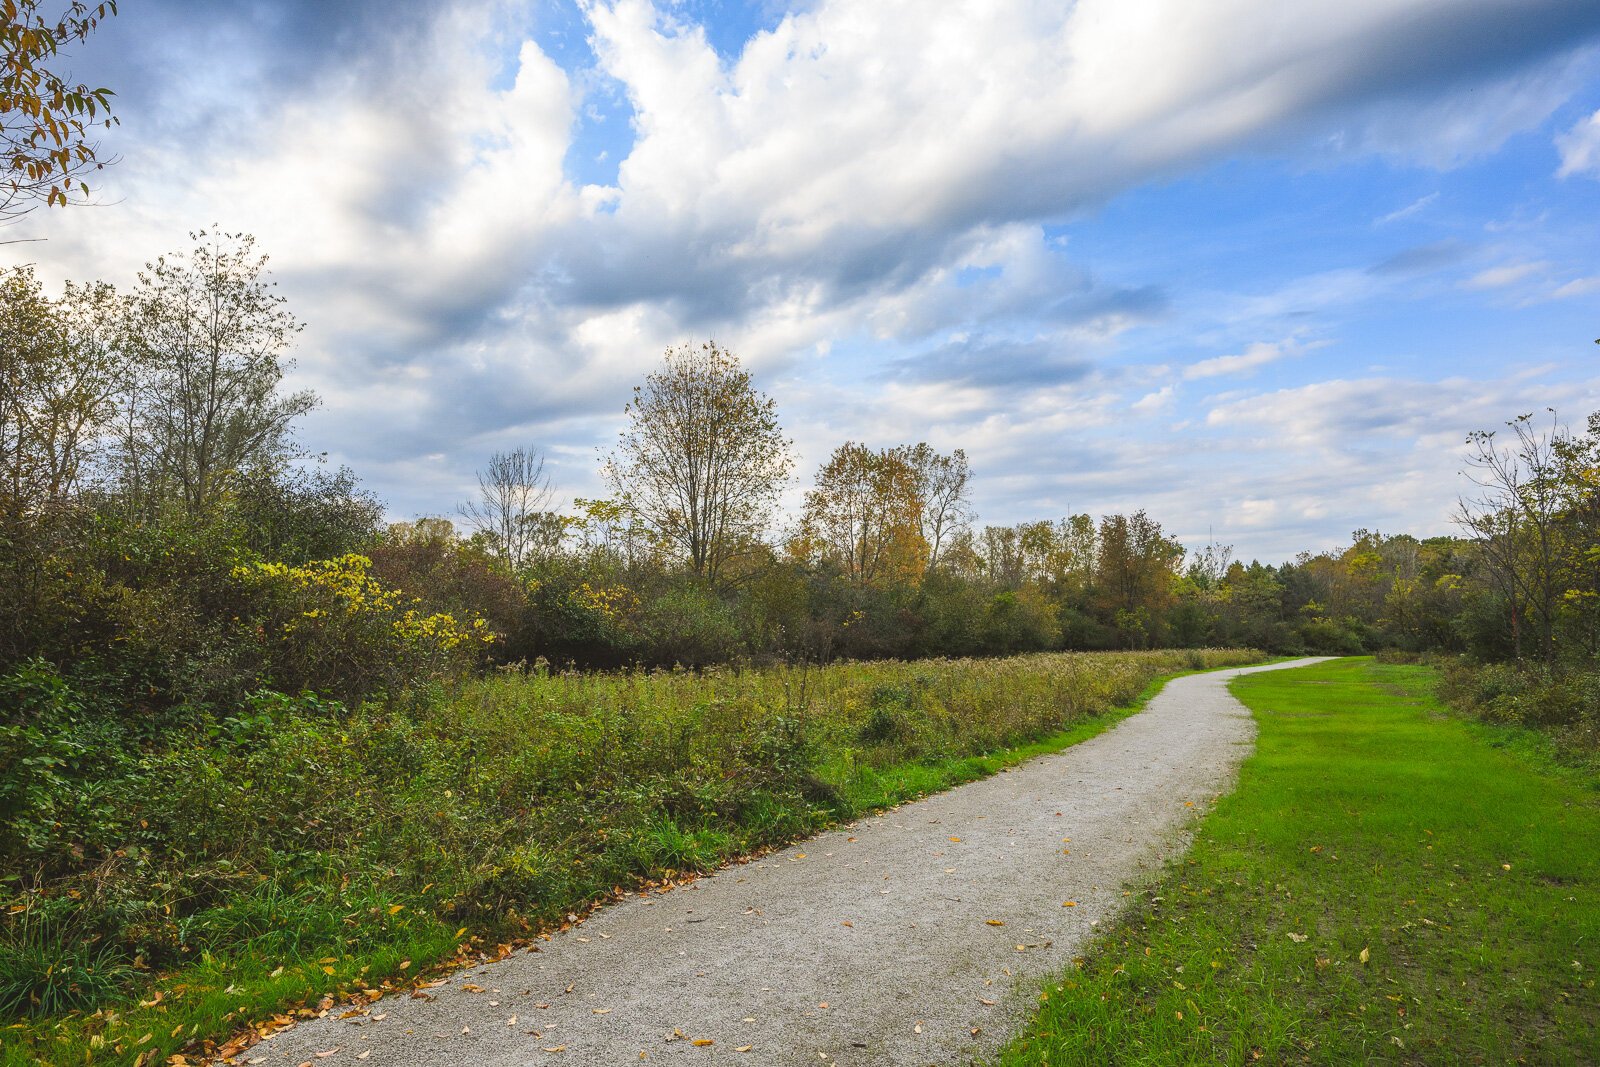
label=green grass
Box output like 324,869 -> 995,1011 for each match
995,657 -> 1600,1066
1,648 -> 1262,1066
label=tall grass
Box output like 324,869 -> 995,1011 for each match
2,647 -> 1257,1064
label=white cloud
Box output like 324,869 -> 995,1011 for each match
1463,261 -> 1548,290
3,0 -> 1598,557
1132,385 -> 1176,415
1185,339 -> 1302,380
1557,108 -> 1600,178
1374,192 -> 1438,225
1551,276 -> 1600,299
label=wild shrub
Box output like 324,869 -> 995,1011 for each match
229,553 -> 494,702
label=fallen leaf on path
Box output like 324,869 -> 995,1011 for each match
314,1051 -> 339,1059
735,1045 -> 753,1052
1360,947 -> 1370,964
593,1008 -> 612,1015
986,920 -> 1005,926
357,1053 -> 371,1061
691,1038 -> 714,1047
979,998 -> 996,1006
841,921 -> 853,928
1061,901 -> 1077,907
542,1046 -> 566,1053
948,837 -> 962,843
914,1021 -> 923,1034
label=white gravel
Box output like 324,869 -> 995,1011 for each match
237,658 -> 1327,1066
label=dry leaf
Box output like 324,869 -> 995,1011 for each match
986,919 -> 1005,927
1061,901 -> 1077,907
1359,946 -> 1370,964
914,1021 -> 924,1034
735,1045 -> 753,1053
314,1051 -> 339,1059
948,837 -> 962,843
357,1053 -> 371,1061
691,1038 -> 714,1047
1287,933 -> 1308,943
593,1008 -> 612,1015
542,1046 -> 566,1053
841,921 -> 853,928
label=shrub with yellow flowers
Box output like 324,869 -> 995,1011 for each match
230,553 -> 496,700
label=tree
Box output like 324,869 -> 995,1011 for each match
1457,411 -> 1567,663
459,445 -> 558,570
0,264 -> 123,519
605,342 -> 791,585
800,442 -> 926,587
1095,510 -> 1184,646
120,230 -> 315,512
896,443 -> 971,573
2,0 -> 118,223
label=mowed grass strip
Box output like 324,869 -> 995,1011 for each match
996,658 -> 1600,1066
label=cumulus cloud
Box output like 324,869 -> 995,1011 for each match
5,0 -> 1600,549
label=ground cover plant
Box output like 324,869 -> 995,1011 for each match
0,647 -> 1258,1065
996,658 -> 1600,1066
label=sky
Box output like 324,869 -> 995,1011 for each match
6,0 -> 1600,562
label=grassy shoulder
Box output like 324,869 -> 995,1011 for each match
2,648 -> 1261,1066
995,657 -> 1600,1066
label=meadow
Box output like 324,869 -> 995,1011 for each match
0,647 -> 1258,1065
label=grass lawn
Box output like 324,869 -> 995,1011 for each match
996,658 -> 1600,1066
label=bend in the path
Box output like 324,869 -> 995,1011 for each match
238,657 -> 1331,1067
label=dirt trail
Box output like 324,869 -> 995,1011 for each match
239,658 -> 1327,1066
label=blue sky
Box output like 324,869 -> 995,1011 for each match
8,0 -> 1600,560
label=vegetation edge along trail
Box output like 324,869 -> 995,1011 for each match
996,658 -> 1600,1066
1,648 -> 1260,1066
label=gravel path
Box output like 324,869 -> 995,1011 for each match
240,658 -> 1326,1067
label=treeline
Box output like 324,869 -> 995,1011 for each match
2,234 -> 1597,725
